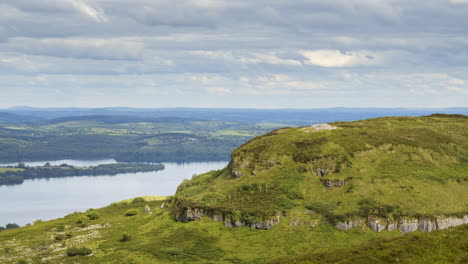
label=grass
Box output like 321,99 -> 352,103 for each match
111,196 -> 167,205
1,199 -> 464,264
175,115 -> 468,221
0,200 -> 404,264
0,114 -> 466,263
268,224 -> 468,264
0,168 -> 24,173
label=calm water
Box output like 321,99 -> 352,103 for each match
0,159 -> 227,227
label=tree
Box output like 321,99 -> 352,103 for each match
6,223 -> 20,229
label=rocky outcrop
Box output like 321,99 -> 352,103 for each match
418,218 -> 437,232
302,124 -> 337,132
321,178 -> 352,189
335,219 -> 364,231
387,222 -> 398,231
223,213 -> 281,230
367,219 -> 387,232
316,168 -> 328,177
230,158 -> 250,178
397,219 -> 419,234
232,170 -> 243,178
176,206 -> 281,230
336,215 -> 468,233
435,215 -> 468,230
176,207 -> 207,222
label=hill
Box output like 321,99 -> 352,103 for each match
0,114 -> 466,263
175,114 -> 467,229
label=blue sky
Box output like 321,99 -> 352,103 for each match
0,0 -> 467,108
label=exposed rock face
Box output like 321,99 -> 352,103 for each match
160,202 -> 168,209
302,124 -> 337,132
398,219 -> 419,234
311,124 -> 337,131
335,219 -> 364,231
321,178 -> 351,189
316,168 -> 328,177
176,206 -> 281,230
144,205 -> 151,212
176,208 -> 207,222
435,216 -> 468,230
223,214 -> 281,230
212,214 -> 223,222
232,169 -> 243,178
367,219 -> 386,232
418,219 -> 437,232
230,158 -> 249,178
387,222 -> 398,231
337,215 -> 468,234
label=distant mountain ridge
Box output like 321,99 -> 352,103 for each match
2,107 -> 468,125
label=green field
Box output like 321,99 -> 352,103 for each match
0,168 -> 24,173
0,116 -> 288,163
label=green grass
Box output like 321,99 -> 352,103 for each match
176,115 -> 468,221
0,168 -> 24,173
268,224 -> 468,264
0,114 -> 466,263
0,200 -> 404,264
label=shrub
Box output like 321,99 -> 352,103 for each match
119,233 -> 132,242
76,216 -> 89,227
305,202 -> 336,215
124,209 -> 139,216
86,211 -> 100,220
56,225 -> 65,232
55,234 -> 66,241
66,247 -> 92,256
132,197 -> 145,204
5,223 -> 20,229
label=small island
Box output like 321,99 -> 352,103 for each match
0,162 -> 165,186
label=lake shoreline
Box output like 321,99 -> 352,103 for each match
0,160 -> 227,227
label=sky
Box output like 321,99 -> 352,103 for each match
0,0 -> 467,108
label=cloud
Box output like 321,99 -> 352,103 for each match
191,50 -> 301,67
70,0 -> 108,22
449,0 -> 468,4
206,87 -> 231,95
3,37 -> 144,60
300,50 -> 388,67
0,0 -> 467,108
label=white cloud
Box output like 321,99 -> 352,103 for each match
3,37 -> 144,60
191,50 -> 301,67
449,0 -> 468,4
206,87 -> 231,95
300,49 -> 388,67
70,0 -> 108,22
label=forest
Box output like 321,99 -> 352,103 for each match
0,163 -> 164,186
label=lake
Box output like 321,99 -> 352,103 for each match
0,159 -> 227,227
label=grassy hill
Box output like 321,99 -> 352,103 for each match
0,114 -> 466,263
175,114 -> 467,224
